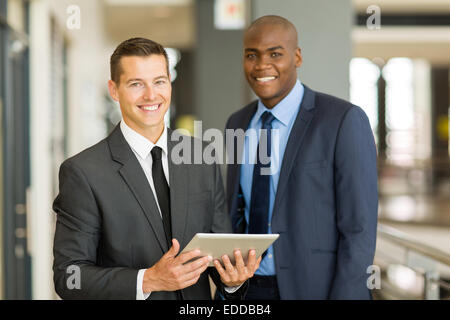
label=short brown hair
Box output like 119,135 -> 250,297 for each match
110,37 -> 169,84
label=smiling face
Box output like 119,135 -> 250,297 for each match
108,54 -> 171,142
243,23 -> 302,108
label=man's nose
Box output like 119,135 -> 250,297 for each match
254,57 -> 271,71
143,85 -> 156,100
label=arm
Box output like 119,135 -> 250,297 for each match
208,162 -> 255,300
53,160 -> 138,300
54,160 -> 210,299
329,106 -> 378,299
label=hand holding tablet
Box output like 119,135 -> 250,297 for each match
180,233 -> 279,287
180,233 -> 280,266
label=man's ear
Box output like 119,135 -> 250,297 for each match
295,47 -> 302,68
108,80 -> 119,102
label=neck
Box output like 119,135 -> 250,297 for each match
261,78 -> 298,109
144,125 -> 164,144
123,120 -> 164,144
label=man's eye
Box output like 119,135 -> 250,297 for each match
155,80 -> 166,85
246,54 -> 256,59
271,52 -> 281,57
130,82 -> 142,87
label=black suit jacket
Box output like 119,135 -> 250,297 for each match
53,124 -> 247,300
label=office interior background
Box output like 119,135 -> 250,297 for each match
1,0 -> 449,300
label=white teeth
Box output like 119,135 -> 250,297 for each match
256,77 -> 276,82
141,104 -> 159,111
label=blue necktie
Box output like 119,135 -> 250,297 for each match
249,111 -> 275,234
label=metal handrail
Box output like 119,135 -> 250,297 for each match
375,223 -> 450,299
439,279 -> 450,291
377,223 -> 450,266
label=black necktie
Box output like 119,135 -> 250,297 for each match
249,111 -> 275,234
151,146 -> 172,248
151,146 -> 184,300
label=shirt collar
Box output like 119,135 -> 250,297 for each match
255,79 -> 304,126
120,120 -> 168,160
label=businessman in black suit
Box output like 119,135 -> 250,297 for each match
226,16 -> 378,299
53,37 -> 260,300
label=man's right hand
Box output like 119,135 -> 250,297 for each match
142,238 -> 212,293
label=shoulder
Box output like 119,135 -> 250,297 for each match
59,138 -> 111,175
225,100 -> 258,129
168,128 -> 217,163
309,88 -> 369,124
314,90 -> 354,114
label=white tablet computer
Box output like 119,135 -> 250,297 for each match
180,233 -> 279,266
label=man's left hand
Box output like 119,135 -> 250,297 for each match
213,249 -> 262,287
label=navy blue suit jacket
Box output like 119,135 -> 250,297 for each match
225,85 -> 378,299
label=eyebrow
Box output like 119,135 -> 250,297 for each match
125,78 -> 140,84
154,75 -> 169,81
267,46 -> 284,51
244,45 -> 284,53
126,75 -> 168,84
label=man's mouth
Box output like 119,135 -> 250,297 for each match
138,103 -> 161,111
254,76 -> 277,83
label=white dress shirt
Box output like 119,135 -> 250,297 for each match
120,120 -> 240,300
120,120 -> 168,300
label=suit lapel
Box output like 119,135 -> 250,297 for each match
107,124 -> 169,253
167,128 -> 188,247
228,102 -> 258,210
272,86 -> 316,218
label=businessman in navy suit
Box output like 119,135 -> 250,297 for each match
225,16 -> 378,299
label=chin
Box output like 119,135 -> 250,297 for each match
254,91 -> 277,101
144,120 -> 165,128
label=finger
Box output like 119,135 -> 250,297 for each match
222,254 -> 236,274
179,274 -> 202,290
166,238 -> 180,258
170,256 -> 210,291
245,249 -> 257,271
182,255 -> 211,273
180,257 -> 210,282
234,250 -> 246,273
254,255 -> 262,271
177,248 -> 203,265
213,259 -> 229,282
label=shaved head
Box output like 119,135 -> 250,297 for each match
245,15 -> 299,49
242,15 -> 302,108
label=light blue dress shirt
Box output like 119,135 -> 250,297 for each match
240,79 -> 304,275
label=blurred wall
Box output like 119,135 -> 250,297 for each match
49,0 -> 109,154
192,0 -> 352,133
194,0 -> 248,131
29,0 -> 108,299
